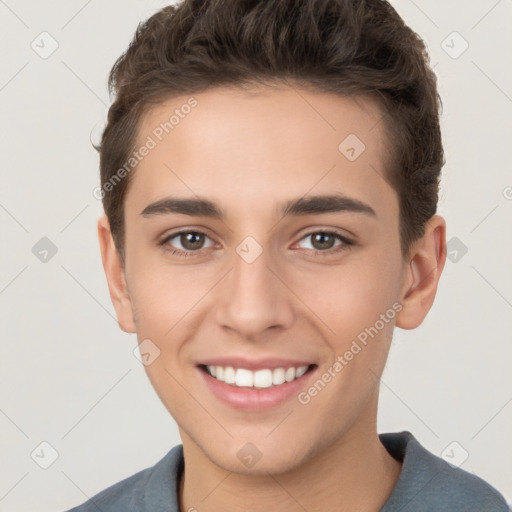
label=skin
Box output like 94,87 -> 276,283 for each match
98,83 -> 446,512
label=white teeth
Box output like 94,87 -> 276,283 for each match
272,368 -> 286,385
224,366 -> 236,384
295,365 -> 308,378
235,368 -> 253,387
205,364 -> 311,388
253,369 -> 273,388
285,367 -> 296,382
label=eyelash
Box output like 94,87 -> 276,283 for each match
158,229 -> 355,258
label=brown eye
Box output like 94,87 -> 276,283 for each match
180,232 -> 205,250
310,232 -> 336,250
296,230 -> 353,254
161,230 -> 215,256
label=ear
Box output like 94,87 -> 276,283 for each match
395,214 -> 447,330
97,215 -> 136,333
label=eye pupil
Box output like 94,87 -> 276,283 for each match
312,232 -> 335,250
182,232 -> 204,250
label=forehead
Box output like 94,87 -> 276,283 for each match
126,85 -> 397,224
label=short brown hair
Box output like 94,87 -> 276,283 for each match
97,0 -> 443,263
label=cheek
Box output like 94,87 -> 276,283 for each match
291,255 -> 401,344
127,259 -> 207,336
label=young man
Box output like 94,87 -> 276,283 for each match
68,0 -> 509,510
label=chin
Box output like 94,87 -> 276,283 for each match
197,437 -> 312,476
220,451 -> 306,476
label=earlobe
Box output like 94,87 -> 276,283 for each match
97,215 -> 136,333
395,215 -> 447,330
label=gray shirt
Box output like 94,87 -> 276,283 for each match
66,431 -> 509,511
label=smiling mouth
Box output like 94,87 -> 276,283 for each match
199,364 -> 317,389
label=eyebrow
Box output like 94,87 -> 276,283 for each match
139,194 -> 377,219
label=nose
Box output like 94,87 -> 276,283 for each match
214,241 -> 295,340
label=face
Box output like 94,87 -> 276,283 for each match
99,84 -> 445,475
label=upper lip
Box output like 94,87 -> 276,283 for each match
198,357 -> 315,371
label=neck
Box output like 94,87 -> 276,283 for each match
178,395 -> 402,512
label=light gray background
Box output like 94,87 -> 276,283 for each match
0,1 -> 511,510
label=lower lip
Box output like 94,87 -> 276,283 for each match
199,366 -> 316,411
